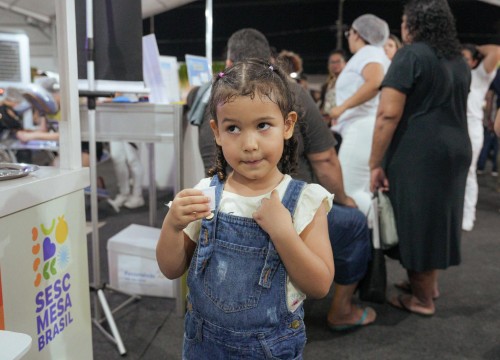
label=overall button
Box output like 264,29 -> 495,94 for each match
290,320 -> 301,329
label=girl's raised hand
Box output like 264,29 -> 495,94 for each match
167,189 -> 212,231
252,190 -> 294,238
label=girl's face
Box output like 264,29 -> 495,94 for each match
384,39 -> 398,60
210,94 -> 296,188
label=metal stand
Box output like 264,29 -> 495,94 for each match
82,0 -> 139,354
82,93 -> 140,356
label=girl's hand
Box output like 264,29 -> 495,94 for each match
167,189 -> 212,232
370,167 -> 389,192
253,190 -> 294,238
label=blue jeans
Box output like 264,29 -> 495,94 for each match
328,204 -> 371,285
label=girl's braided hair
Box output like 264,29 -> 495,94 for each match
207,58 -> 298,180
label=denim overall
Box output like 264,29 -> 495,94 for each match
183,176 -> 307,360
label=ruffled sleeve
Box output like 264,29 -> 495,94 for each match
293,183 -> 334,235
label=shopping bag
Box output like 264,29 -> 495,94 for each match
358,196 -> 387,304
377,190 -> 398,250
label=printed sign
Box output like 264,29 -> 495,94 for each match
31,216 -> 74,351
185,54 -> 212,87
0,192 -> 92,359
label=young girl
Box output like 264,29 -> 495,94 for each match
157,59 -> 334,359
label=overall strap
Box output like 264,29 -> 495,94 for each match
258,179 -> 307,288
281,179 -> 307,216
193,176 -> 223,275
209,175 -> 224,209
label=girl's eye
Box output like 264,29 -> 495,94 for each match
227,125 -> 240,134
257,123 -> 270,130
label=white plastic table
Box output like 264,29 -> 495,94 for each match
0,330 -> 32,360
80,102 -> 184,227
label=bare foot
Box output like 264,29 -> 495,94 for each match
327,304 -> 376,331
394,280 -> 440,299
389,294 -> 435,317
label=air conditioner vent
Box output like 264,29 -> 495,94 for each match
0,40 -> 22,82
0,33 -> 30,87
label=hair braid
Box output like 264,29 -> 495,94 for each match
208,145 -> 228,180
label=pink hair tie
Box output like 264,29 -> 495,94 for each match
218,72 -> 225,78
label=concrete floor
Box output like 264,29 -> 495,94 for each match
89,160 -> 500,360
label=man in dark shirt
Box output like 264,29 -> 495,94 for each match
189,28 -> 375,330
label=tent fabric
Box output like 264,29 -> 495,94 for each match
0,0 -> 198,24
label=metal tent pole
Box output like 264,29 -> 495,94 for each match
83,0 -> 139,355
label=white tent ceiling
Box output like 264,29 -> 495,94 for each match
0,0 -> 198,23
0,0 -> 199,71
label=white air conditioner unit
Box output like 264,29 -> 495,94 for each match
0,33 -> 30,88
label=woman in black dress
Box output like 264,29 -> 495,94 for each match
369,0 -> 472,316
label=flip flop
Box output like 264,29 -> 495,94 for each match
389,294 -> 434,317
394,281 -> 440,300
327,307 -> 374,331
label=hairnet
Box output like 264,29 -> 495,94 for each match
352,14 -> 389,47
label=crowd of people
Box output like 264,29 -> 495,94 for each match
1,0 -> 498,357
157,0 -> 500,358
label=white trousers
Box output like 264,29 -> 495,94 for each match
110,142 -> 143,197
338,117 -> 375,222
463,119 -> 484,226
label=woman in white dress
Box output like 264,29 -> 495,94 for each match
330,14 -> 390,219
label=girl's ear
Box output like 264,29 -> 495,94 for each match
210,119 -> 222,146
283,111 -> 298,140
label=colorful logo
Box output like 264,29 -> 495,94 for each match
32,215 -> 74,351
32,216 -> 70,287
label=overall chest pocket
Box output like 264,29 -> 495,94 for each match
203,239 -> 267,313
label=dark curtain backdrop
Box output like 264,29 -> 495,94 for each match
76,0 -> 143,82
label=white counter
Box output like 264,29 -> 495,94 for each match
0,167 -> 89,218
0,166 -> 93,359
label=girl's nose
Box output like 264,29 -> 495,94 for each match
241,132 -> 258,151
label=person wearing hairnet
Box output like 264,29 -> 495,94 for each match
329,14 -> 390,221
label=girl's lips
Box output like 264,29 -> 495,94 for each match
243,159 -> 262,165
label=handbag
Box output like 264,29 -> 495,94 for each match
376,189 -> 398,250
358,195 -> 387,304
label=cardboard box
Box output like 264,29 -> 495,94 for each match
107,224 -> 174,298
